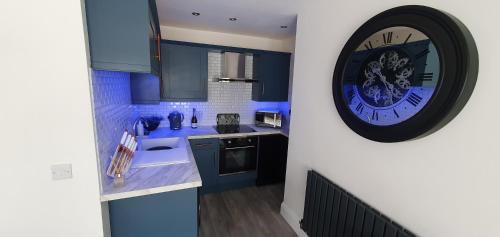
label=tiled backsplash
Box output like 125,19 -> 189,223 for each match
91,70 -> 137,186
135,52 -> 290,126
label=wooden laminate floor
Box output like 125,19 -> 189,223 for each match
200,184 -> 297,237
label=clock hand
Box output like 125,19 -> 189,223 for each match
374,71 -> 395,105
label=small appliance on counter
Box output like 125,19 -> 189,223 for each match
215,113 -> 256,134
168,111 -> 184,130
255,110 -> 282,128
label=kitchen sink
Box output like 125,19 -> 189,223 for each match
146,146 -> 173,151
139,137 -> 181,151
131,137 -> 190,168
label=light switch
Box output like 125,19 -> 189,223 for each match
51,164 -> 73,180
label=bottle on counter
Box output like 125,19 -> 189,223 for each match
191,108 -> 198,128
136,119 -> 145,136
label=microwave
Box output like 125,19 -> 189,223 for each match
255,111 -> 282,128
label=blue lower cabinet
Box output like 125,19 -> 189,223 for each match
189,139 -> 219,194
109,188 -> 198,237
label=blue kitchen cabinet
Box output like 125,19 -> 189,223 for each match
256,134 -> 289,186
130,73 -> 160,104
148,0 -> 161,75
85,0 -> 161,76
252,52 -> 291,101
189,139 -> 219,194
109,188 -> 198,237
161,43 -> 208,101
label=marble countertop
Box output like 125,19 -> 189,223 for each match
100,124 -> 288,202
100,138 -> 202,202
148,124 -> 288,139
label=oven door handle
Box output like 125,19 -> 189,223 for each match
224,145 -> 256,150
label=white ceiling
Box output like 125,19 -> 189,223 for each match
156,0 -> 299,39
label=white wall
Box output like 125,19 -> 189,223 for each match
283,1 -> 500,237
0,0 -> 103,236
161,25 -> 295,52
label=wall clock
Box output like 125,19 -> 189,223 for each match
332,5 -> 478,142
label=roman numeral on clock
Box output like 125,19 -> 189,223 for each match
416,49 -> 430,59
407,93 -> 423,107
347,90 -> 355,104
364,41 -> 373,50
355,103 -> 364,113
417,72 -> 434,81
383,32 -> 393,45
403,33 -> 413,44
371,110 -> 379,121
393,109 -> 400,118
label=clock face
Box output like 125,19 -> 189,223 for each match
332,6 -> 478,142
342,26 -> 441,126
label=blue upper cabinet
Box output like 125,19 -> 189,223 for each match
130,73 -> 160,104
85,0 -> 161,76
148,0 -> 161,75
252,52 -> 291,102
161,43 -> 208,101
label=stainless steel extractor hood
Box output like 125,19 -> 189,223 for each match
217,52 -> 257,83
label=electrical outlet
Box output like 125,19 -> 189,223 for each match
51,164 -> 73,180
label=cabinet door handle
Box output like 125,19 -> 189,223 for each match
262,84 -> 265,95
155,34 -> 161,61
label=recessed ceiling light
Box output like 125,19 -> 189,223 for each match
229,17 -> 238,21
192,12 -> 200,16
280,25 -> 288,29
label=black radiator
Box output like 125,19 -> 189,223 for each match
301,170 -> 416,237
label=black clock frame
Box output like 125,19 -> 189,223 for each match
332,5 -> 478,142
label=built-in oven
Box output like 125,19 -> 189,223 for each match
219,136 -> 258,175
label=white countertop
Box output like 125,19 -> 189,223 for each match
148,124 -> 288,139
100,125 -> 288,202
100,137 -> 202,202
